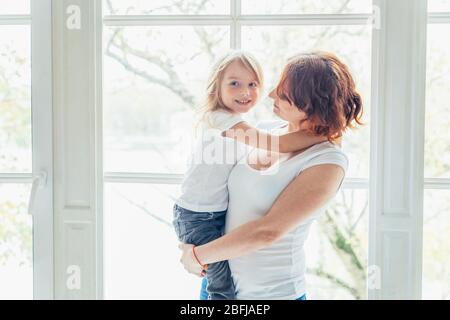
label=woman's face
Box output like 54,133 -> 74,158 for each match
220,60 -> 260,114
268,87 -> 308,127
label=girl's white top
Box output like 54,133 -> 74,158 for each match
175,110 -> 248,212
225,120 -> 349,300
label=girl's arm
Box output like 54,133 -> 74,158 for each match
222,121 -> 327,153
179,163 -> 345,274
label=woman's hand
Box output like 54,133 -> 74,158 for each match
178,243 -> 206,277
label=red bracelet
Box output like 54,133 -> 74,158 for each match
192,246 -> 208,271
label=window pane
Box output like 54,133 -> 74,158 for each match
103,26 -> 229,174
242,0 -> 372,14
305,188 -> 368,299
422,190 -> 450,300
425,24 -> 450,178
0,26 -> 31,173
242,25 -> 372,179
104,0 -> 229,15
0,183 -> 32,299
0,0 -> 29,15
104,183 -> 200,299
428,0 -> 450,12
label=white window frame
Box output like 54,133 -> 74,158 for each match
0,0 -> 54,299
369,0 -> 427,300
31,0 -> 54,300
51,0 -> 449,300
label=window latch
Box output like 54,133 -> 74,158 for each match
28,170 -> 48,215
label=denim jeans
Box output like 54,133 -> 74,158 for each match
200,278 -> 307,300
173,204 -> 236,300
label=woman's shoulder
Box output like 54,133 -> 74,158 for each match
299,141 -> 349,172
309,140 -> 346,153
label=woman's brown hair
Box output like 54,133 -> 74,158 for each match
276,52 -> 363,141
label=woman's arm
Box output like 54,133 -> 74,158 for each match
222,122 -> 327,153
180,163 -> 345,275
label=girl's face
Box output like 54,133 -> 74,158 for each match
219,60 -> 260,114
268,87 -> 309,128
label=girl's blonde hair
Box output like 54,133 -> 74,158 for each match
195,51 -> 264,131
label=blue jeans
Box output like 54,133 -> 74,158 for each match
200,278 -> 307,300
173,204 -> 235,300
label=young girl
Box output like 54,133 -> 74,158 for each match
173,51 -> 326,300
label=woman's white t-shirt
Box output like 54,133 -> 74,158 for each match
225,120 -> 348,300
175,110 -> 248,212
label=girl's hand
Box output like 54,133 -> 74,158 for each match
178,243 -> 206,277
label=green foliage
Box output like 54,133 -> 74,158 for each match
0,40 -> 31,171
0,198 -> 32,267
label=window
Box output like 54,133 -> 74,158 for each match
304,188 -> 368,299
104,183 -> 197,299
102,0 -> 373,299
428,0 -> 450,12
0,1 -> 30,15
0,1 -> 32,299
103,25 -> 230,174
422,1 -> 450,299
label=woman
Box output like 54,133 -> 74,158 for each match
179,51 -> 363,300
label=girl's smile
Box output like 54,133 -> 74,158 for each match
220,60 -> 260,113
